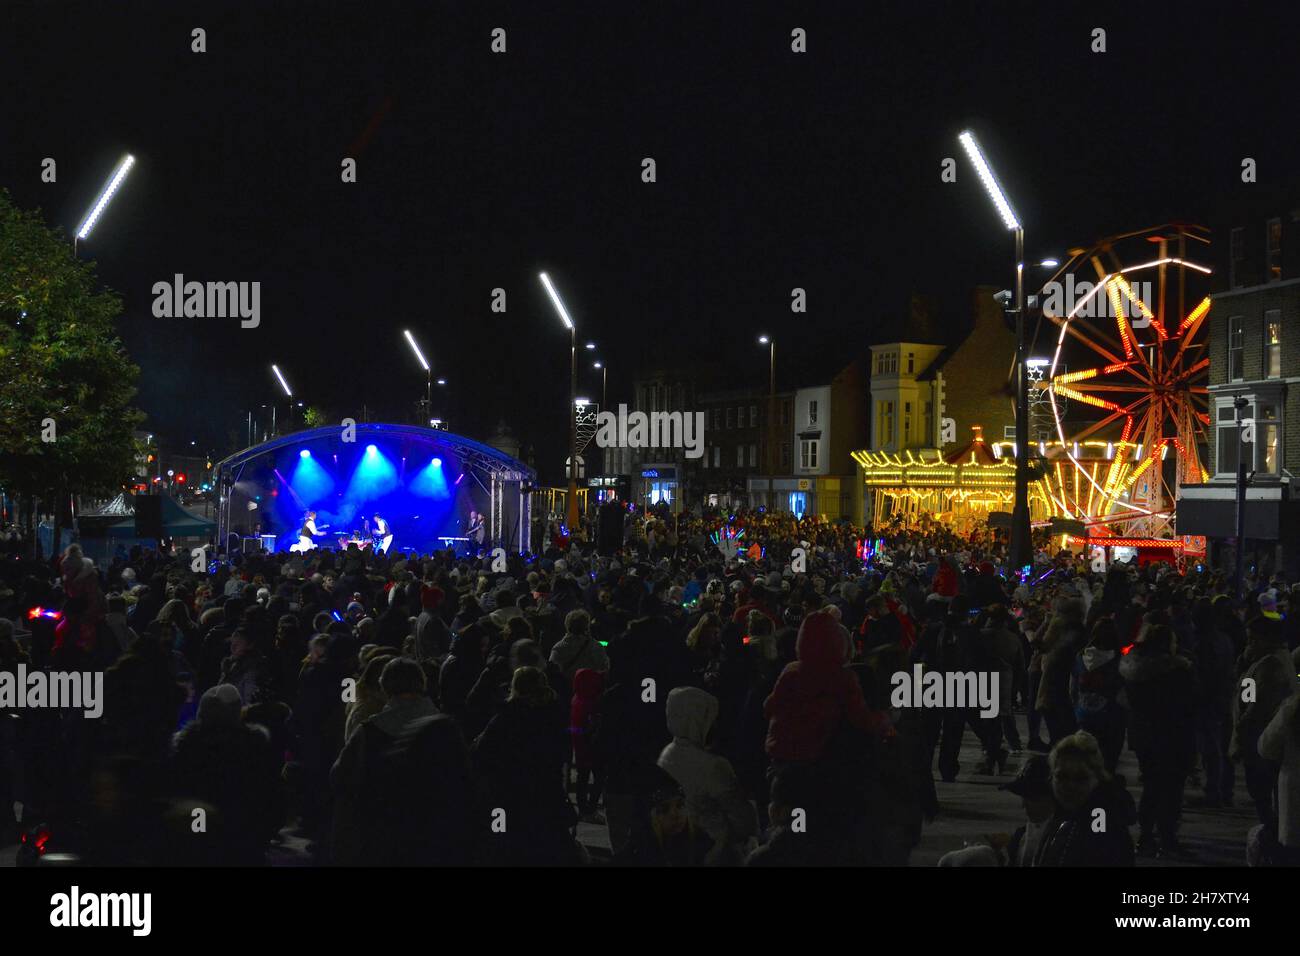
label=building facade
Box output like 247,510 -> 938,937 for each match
1178,195 -> 1300,577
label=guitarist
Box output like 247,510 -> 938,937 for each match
372,512 -> 393,554
294,510 -> 327,552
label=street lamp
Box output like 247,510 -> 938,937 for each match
1233,395 -> 1252,598
539,271 -> 580,532
958,129 -> 1032,571
758,335 -> 775,475
271,364 -> 294,433
75,153 -> 135,257
592,361 -> 608,410
404,329 -> 432,421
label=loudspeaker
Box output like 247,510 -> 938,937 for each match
134,495 -> 164,539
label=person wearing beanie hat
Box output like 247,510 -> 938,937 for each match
1258,591 -> 1282,623
194,683 -> 243,729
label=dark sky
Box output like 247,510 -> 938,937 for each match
4,1 -> 1299,481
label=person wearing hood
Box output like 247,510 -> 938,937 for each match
169,683 -> 285,864
1069,617 -> 1126,774
658,686 -> 758,865
1232,614 -> 1299,828
1119,624 -> 1197,857
764,611 -> 889,766
1258,691 -> 1300,864
1032,731 -> 1135,866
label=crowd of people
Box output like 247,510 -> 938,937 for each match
0,502 -> 1297,866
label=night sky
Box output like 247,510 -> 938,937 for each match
4,1 -> 1299,481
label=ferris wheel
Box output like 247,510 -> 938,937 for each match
1034,224 -> 1212,538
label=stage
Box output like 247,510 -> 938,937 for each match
213,423 -> 535,556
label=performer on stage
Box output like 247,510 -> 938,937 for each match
293,510 -> 323,553
372,512 -> 393,554
467,509 -> 485,556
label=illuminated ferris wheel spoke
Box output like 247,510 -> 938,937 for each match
1040,226 -> 1211,538
1045,314 -> 1128,368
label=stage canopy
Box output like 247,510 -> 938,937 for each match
213,423 -> 535,557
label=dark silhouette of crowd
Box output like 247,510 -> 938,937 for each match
0,502 -> 1296,867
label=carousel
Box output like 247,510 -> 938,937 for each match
852,426 -> 1056,534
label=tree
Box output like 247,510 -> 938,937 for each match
0,190 -> 144,555
302,405 -> 331,429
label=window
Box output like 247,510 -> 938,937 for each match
781,442 -> 791,469
1228,316 -> 1245,381
907,352 -> 915,374
702,446 -> 709,468
877,401 -> 895,446
1265,312 -> 1282,379
713,446 -> 721,468
808,400 -> 819,425
1216,408 -> 1241,476
1216,398 -> 1283,475
749,405 -> 758,427
1259,403 -> 1280,474
736,445 -> 745,467
800,439 -> 819,469
711,408 -> 720,430
1267,218 -> 1282,282
749,444 -> 758,467
726,407 -> 735,429
1230,227 -> 1245,289
904,401 -> 913,444
874,351 -> 898,374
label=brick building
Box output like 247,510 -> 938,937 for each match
1178,191 -> 1300,577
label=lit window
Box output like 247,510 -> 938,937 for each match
1266,312 -> 1282,379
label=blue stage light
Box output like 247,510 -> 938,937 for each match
432,457 -> 442,467
300,449 -> 311,459
366,444 -> 377,454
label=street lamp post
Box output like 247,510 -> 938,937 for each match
271,364 -> 293,434
404,330 -> 432,424
959,130 -> 1032,572
75,153 -> 135,258
1233,395 -> 1251,598
539,272 -> 580,534
592,361 -> 607,412
758,335 -> 775,478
